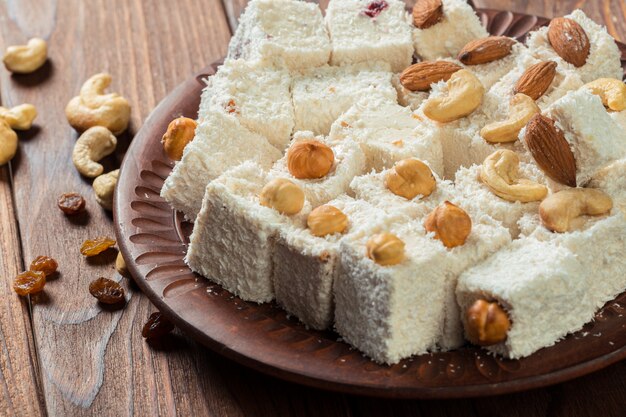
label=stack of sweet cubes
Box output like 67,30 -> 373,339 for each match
160,0 -> 626,364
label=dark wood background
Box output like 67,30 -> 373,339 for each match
0,0 -> 624,416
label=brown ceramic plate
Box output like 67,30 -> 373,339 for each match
114,9 -> 626,399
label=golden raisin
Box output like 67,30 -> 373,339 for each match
58,192 -> 86,215
13,271 -> 46,296
30,256 -> 58,276
80,236 -> 116,257
89,277 -> 125,304
142,312 -> 174,339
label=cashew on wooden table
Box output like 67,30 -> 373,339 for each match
72,126 -> 117,178
3,38 -> 48,74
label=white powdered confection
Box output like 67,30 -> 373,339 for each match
544,89 -> 626,186
268,131 -> 366,207
273,196 -> 402,330
526,9 -> 623,83
160,112 -> 282,221
198,59 -> 294,151
413,0 -> 488,60
454,161 -> 565,237
590,158 -> 626,207
457,211 -> 626,359
328,97 -> 444,176
392,73 -> 430,110
227,0 -> 331,70
467,42 -> 536,90
349,164 -> 455,219
325,0 -> 414,73
610,110 -> 626,131
334,222 -> 449,364
187,161 -> 311,303
291,62 -> 397,135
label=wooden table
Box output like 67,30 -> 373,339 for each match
0,0 -> 624,415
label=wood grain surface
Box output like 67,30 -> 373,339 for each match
0,0 -> 623,416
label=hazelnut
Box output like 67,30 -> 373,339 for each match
424,201 -> 472,248
385,159 -> 436,200
366,233 -> 405,266
307,205 -> 348,237
259,178 -> 304,215
287,140 -> 334,179
465,299 -> 511,346
162,117 -> 197,161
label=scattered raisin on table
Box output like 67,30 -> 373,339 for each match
57,192 -> 86,215
30,256 -> 58,276
80,236 -> 116,257
142,312 -> 174,339
89,277 -> 125,304
13,271 -> 46,296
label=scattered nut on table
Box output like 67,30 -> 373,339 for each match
65,73 -> 131,135
259,178 -> 305,215
583,78 -> 626,111
480,150 -> 548,202
423,69 -> 485,123
3,38 -> 48,74
287,140 -> 335,179
116,252 -> 131,278
0,104 -> 38,130
93,169 -> 119,210
366,232 -> 405,266
480,94 -> 540,143
162,117 -> 197,160
385,158 -> 436,200
466,299 -> 510,346
72,126 -> 117,178
0,119 -> 18,166
539,188 -> 613,232
424,201 -> 472,248
307,205 -> 348,237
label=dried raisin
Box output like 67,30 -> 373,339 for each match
30,256 -> 58,276
89,277 -> 125,304
142,312 -> 174,339
13,271 -> 46,296
58,192 -> 86,215
81,236 -> 116,257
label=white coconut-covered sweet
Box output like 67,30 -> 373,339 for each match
227,0 -> 331,70
292,62 -> 397,135
526,9 -> 623,84
328,97 -> 444,175
186,161 -> 311,303
198,59 -> 294,151
325,0 -> 414,73
160,112 -> 282,221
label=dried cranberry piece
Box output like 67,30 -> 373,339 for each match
363,1 -> 388,18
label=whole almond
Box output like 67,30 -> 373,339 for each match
524,114 -> 577,187
413,0 -> 443,29
458,36 -> 517,65
400,61 -> 463,92
548,18 -> 590,68
514,61 -> 557,100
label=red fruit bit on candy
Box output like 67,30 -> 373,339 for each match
363,1 -> 388,18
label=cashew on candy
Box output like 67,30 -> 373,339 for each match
65,73 -> 131,135
539,188 -> 613,233
480,94 -> 540,143
480,150 -> 548,203
583,78 -> 626,111
423,69 -> 485,123
72,126 -> 117,178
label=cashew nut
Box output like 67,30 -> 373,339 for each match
93,169 -> 119,210
3,38 -> 47,74
480,94 -> 540,143
539,188 -> 613,233
72,126 -> 117,178
423,69 -> 485,123
0,120 -> 18,166
583,78 -> 626,111
65,73 -> 131,135
0,104 -> 37,130
479,150 -> 548,202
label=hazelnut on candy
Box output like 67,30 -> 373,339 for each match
424,201 -> 472,248
466,299 -> 511,346
287,140 -> 334,179
307,205 -> 348,237
259,178 -> 305,215
385,158 -> 436,200
366,233 -> 405,266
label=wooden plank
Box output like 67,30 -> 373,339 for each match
0,167 -> 45,416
